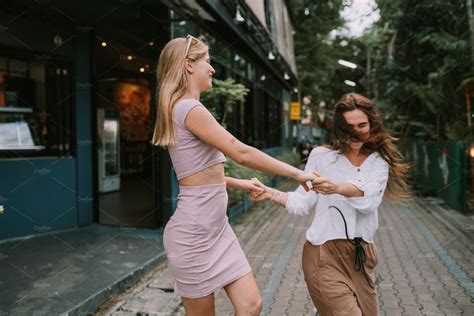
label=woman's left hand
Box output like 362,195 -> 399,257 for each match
237,178 -> 265,194
311,172 -> 342,195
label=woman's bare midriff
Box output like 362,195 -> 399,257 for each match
178,162 -> 226,186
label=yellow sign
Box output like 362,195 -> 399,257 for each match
290,102 -> 301,120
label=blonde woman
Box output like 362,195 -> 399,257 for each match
251,93 -> 411,315
151,35 -> 316,316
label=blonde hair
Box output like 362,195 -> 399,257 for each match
151,36 -> 208,147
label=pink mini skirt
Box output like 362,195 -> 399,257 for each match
163,182 -> 252,298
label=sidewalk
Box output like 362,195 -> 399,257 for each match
97,180 -> 474,315
0,225 -> 166,315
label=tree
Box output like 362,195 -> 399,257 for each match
365,0 -> 471,141
200,78 -> 249,128
288,1 -> 369,122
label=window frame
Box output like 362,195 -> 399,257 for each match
0,47 -> 75,159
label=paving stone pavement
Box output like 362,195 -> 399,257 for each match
375,202 -> 473,316
98,180 -> 474,315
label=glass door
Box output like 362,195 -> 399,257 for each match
96,79 -> 156,229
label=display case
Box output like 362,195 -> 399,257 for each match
0,110 -> 44,150
0,75 -> 44,151
97,109 -> 120,192
0,56 -> 73,157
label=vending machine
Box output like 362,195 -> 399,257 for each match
97,108 -> 120,193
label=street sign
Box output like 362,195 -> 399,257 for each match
290,102 -> 301,120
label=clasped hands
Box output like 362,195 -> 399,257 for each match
241,171 -> 342,202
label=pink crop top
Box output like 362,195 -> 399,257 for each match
168,98 -> 226,180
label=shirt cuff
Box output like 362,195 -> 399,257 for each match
285,191 -> 306,215
285,191 -> 295,211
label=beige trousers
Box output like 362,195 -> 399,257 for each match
302,239 -> 380,316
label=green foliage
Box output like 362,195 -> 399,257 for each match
289,0 -> 471,142
225,150 -> 301,207
200,78 -> 249,126
288,0 -> 381,126
446,121 -> 474,143
288,0 -> 355,105
366,0 -> 470,141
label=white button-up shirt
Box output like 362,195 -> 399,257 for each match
286,146 -> 389,245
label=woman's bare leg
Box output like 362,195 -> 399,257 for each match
224,272 -> 263,316
181,293 -> 215,316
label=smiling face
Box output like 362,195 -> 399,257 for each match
342,109 -> 370,150
186,52 -> 215,92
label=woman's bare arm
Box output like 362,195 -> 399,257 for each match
186,106 -> 316,190
311,172 -> 364,197
248,178 -> 289,207
265,187 -> 288,207
336,182 -> 364,197
225,177 -> 240,189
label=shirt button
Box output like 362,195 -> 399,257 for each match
357,168 -> 360,172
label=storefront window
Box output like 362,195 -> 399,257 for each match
209,40 -> 231,69
201,31 -> 216,50
212,62 -> 226,80
171,11 -> 199,38
0,110 -> 42,150
247,63 -> 256,82
234,54 -> 246,78
0,55 -> 73,157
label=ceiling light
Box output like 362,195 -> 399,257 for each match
235,7 -> 245,23
344,80 -> 356,87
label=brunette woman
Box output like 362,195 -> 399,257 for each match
251,93 -> 411,316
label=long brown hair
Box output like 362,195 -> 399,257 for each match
328,93 -> 412,202
151,36 -> 208,147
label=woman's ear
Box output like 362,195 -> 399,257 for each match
184,59 -> 194,74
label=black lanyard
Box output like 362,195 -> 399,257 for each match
329,205 -> 374,289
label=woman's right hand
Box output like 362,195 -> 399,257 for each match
295,171 -> 317,191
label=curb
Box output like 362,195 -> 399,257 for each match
415,197 -> 474,240
64,251 -> 167,315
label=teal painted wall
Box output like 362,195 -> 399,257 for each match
0,158 -> 77,239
